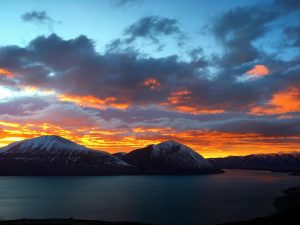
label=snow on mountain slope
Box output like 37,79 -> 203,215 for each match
0,135 -> 91,155
0,135 -> 137,175
121,140 -> 221,174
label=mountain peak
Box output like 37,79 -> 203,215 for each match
122,139 -> 220,174
0,135 -> 90,154
39,135 -> 62,139
159,140 -> 181,145
0,135 -> 137,175
29,135 -> 74,144
154,140 -> 192,154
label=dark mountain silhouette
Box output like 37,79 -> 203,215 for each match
119,140 -> 222,174
209,153 -> 300,173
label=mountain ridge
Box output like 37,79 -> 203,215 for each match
0,136 -> 220,175
2,135 -> 299,175
208,152 -> 300,173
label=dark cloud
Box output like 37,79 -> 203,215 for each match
0,27 -> 298,116
106,16 -> 186,51
21,11 -> 59,31
114,0 -> 142,7
284,25 -> 300,47
0,34 -> 208,109
0,101 -> 126,130
212,5 -> 279,67
275,0 -> 300,12
204,117 -> 300,137
0,97 -> 49,116
124,16 -> 183,44
127,113 -> 300,137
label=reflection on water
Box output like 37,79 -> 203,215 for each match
0,170 -> 299,225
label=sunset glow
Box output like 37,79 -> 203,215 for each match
1,120 -> 300,158
0,0 -> 299,158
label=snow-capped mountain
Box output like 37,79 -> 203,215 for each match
208,153 -> 300,172
0,135 -> 136,175
120,140 -> 221,174
0,135 -> 91,155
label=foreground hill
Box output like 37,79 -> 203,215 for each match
119,140 -> 222,174
209,153 -> 300,173
0,135 -> 136,175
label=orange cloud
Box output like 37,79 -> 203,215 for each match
0,68 -> 13,78
161,89 -> 224,115
250,87 -> 300,115
142,78 -> 161,90
58,94 -> 129,110
174,106 -> 225,115
167,90 -> 191,104
246,64 -> 270,77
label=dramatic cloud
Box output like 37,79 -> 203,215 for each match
0,32 -> 299,116
212,4 -> 279,66
0,0 -> 299,156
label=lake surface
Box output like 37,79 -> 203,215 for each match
0,170 -> 299,225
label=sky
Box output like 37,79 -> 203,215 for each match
0,0 -> 300,157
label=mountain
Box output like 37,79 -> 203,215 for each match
208,153 -> 300,173
0,135 -> 137,175
120,140 -> 222,174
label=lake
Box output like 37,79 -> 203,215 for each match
0,170 -> 299,225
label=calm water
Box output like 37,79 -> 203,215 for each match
0,170 -> 299,225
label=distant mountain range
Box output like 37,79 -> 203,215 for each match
0,135 -> 299,175
208,153 -> 300,173
0,135 -> 220,175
